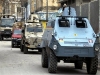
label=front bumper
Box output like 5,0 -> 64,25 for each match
49,40 -> 99,58
0,31 -> 12,37
12,39 -> 21,45
54,46 -> 95,57
48,38 -> 100,57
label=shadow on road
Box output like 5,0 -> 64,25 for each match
27,51 -> 41,55
10,48 -> 41,55
38,65 -> 89,75
57,66 -> 88,74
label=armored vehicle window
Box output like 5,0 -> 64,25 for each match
1,19 -> 15,27
59,19 -> 70,27
27,26 -> 43,32
76,20 -> 87,28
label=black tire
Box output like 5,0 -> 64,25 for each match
38,48 -> 42,53
86,56 -> 98,74
48,50 -> 57,73
0,37 -> 2,41
11,41 -> 14,48
0,36 -> 3,41
23,44 -> 28,54
74,61 -> 83,69
20,43 -> 24,52
41,48 -> 48,68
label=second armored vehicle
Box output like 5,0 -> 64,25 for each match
20,14 -> 44,54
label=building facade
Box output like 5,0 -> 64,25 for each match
30,0 -> 59,12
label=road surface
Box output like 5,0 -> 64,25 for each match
0,41 -> 100,75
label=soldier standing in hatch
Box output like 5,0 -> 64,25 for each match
58,3 -> 67,16
62,3 -> 67,11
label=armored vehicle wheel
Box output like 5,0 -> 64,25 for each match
11,42 -> 14,48
48,50 -> 57,73
74,61 -> 83,69
41,48 -> 48,68
24,44 -> 28,54
20,44 -> 24,52
38,48 -> 42,52
86,56 -> 98,74
0,37 -> 3,41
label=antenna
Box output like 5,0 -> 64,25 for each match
68,0 -> 72,15
68,6 -> 71,15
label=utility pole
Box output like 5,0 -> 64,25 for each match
46,0 -> 48,21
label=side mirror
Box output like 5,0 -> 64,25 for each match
93,33 -> 100,38
96,33 -> 100,38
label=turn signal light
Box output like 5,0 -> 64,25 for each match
59,38 -> 63,42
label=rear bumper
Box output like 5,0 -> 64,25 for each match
0,31 -> 12,37
12,39 -> 21,45
48,37 -> 99,58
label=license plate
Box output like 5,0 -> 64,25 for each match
18,39 -> 21,40
6,32 -> 10,34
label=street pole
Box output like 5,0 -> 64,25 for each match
46,0 -> 48,22
28,0 -> 31,15
16,1 -> 19,21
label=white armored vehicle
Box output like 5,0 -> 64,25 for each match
40,6 -> 100,74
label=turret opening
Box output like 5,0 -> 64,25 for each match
58,19 -> 70,27
76,18 -> 87,28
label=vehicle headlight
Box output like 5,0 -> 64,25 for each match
53,45 -> 57,50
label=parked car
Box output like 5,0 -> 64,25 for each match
11,29 -> 22,48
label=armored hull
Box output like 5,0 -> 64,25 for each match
41,7 -> 100,74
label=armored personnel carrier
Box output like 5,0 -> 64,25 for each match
20,14 -> 43,54
40,6 -> 100,74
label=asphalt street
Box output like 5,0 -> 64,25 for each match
0,40 -> 100,75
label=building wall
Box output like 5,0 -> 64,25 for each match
0,1 -> 3,13
30,0 -> 35,13
75,0 -> 99,33
30,0 -> 59,12
90,1 -> 99,33
0,0 -> 5,14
